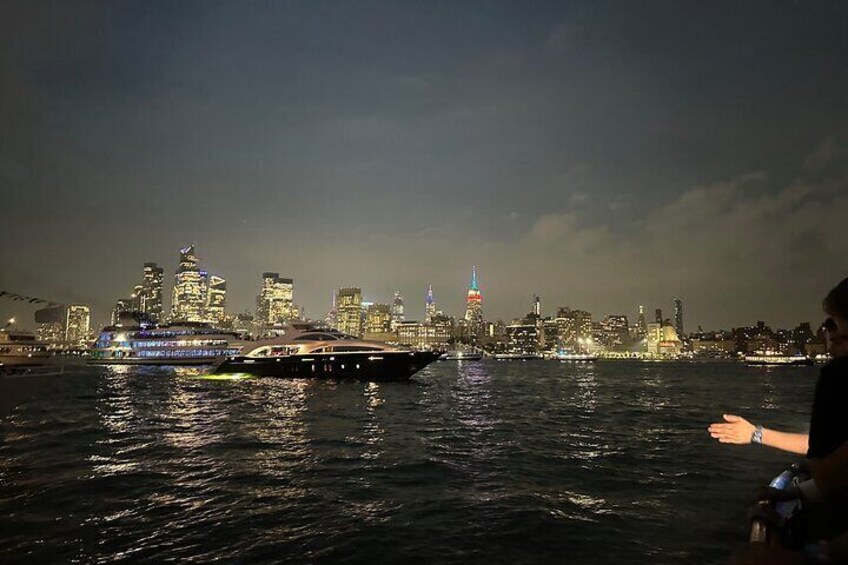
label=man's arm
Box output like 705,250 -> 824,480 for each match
708,414 -> 808,454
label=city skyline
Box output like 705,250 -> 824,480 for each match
2,2 -> 847,329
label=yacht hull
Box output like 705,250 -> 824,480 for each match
215,351 -> 440,382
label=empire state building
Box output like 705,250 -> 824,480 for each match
464,266 -> 483,329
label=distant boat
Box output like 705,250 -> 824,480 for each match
554,352 -> 599,362
491,352 -> 541,361
440,349 -> 483,361
0,329 -> 52,368
89,322 -> 244,365
744,353 -> 814,366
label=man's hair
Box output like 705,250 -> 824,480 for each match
824,278 -> 848,319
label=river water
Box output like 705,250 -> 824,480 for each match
0,360 -> 818,564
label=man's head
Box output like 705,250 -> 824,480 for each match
823,278 -> 848,358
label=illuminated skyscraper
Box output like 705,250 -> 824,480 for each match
172,245 -> 205,322
655,308 -> 663,325
637,305 -> 647,337
65,305 -> 90,345
391,290 -> 404,330
205,274 -> 227,324
425,284 -> 436,323
255,272 -> 294,327
326,293 -> 338,329
464,266 -> 483,334
336,287 -> 363,337
533,295 -> 541,317
674,298 -> 684,337
140,262 -> 164,321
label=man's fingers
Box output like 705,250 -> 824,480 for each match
723,414 -> 741,423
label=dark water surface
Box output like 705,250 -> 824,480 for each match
0,361 -> 818,563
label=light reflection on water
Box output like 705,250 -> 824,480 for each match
0,360 -> 820,564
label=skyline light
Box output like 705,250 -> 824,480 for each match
1,2 -> 847,329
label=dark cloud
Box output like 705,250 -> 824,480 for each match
1,1 -> 847,328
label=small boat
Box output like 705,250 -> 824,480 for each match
215,326 -> 440,381
744,353 -> 814,366
491,352 -> 541,361
554,352 -> 599,362
439,349 -> 483,361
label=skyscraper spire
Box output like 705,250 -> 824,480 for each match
464,266 -> 483,341
425,284 -> 436,323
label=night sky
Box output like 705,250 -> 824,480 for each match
2,1 -> 847,329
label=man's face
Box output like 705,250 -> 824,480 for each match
826,315 -> 848,358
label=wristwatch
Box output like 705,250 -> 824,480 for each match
751,425 -> 764,445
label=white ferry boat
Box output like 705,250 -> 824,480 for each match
0,329 -> 52,368
743,352 -> 814,366
439,349 -> 483,361
554,352 -> 599,362
88,322 -> 244,365
491,352 -> 541,361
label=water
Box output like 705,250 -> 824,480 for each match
0,361 -> 818,564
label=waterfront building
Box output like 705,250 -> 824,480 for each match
171,245 -> 205,322
397,318 -> 451,351
336,287 -> 363,337
555,307 -> 592,349
35,305 -> 65,343
674,298 -> 684,338
365,303 -> 393,334
34,304 -> 91,347
255,272 -> 294,327
506,324 -> 539,355
541,318 -> 560,350
391,290 -> 404,330
599,314 -> 629,349
646,322 -> 683,355
205,274 -> 227,324
690,331 -> 737,356
425,285 -> 436,323
464,266 -> 484,338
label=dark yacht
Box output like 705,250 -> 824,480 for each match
214,325 -> 440,382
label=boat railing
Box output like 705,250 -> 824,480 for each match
749,463 -> 807,545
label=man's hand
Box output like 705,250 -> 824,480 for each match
708,414 -> 757,444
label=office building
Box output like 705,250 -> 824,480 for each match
205,274 -> 227,324
674,298 -> 684,338
255,272 -> 294,327
391,290 -> 405,330
336,287 -> 363,337
171,245 -> 205,322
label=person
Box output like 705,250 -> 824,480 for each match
711,278 -> 848,561
708,277 -> 848,460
